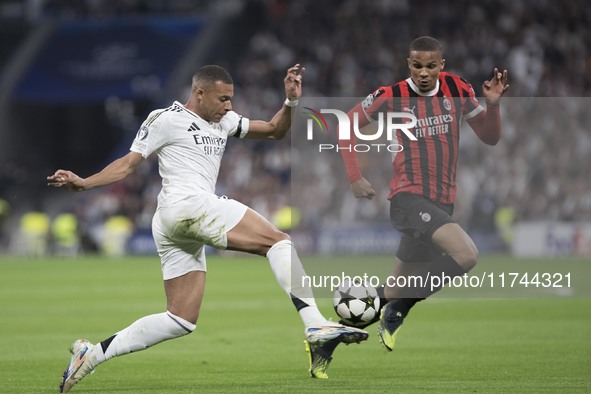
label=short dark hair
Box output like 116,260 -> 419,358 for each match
409,36 -> 443,54
192,65 -> 233,88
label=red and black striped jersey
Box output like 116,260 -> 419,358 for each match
356,71 -> 484,204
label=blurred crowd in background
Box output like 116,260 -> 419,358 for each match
0,0 -> 589,255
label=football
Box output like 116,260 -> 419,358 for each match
333,279 -> 381,326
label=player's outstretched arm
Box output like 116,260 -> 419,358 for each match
246,64 -> 305,140
468,68 -> 509,145
47,151 -> 144,191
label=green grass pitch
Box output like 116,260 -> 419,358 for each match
0,254 -> 589,393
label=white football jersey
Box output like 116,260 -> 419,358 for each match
130,101 -> 250,206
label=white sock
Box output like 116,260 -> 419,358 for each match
266,240 -> 327,328
95,311 -> 195,363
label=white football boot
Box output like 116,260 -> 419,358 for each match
60,339 -> 98,393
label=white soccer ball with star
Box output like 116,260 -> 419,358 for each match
333,278 -> 380,326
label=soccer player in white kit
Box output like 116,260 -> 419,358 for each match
48,64 -> 368,392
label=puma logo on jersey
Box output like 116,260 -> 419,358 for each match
403,106 -> 416,115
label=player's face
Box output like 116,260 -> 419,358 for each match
407,50 -> 445,93
198,81 -> 234,123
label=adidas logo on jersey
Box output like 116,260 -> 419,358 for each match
187,122 -> 200,132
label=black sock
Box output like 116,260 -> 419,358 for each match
376,285 -> 388,311
384,255 -> 466,316
418,255 -> 467,298
388,297 -> 424,317
320,339 -> 339,354
378,283 -> 423,317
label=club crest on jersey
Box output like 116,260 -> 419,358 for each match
443,98 -> 452,111
420,212 -> 431,222
136,125 -> 149,141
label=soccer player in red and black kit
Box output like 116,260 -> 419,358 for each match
339,36 -> 509,351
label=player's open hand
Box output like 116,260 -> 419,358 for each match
482,68 -> 509,104
47,170 -> 86,191
284,64 -> 305,100
351,177 -> 376,200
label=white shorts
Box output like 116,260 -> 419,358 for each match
152,194 -> 248,280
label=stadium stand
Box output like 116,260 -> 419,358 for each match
0,0 -> 589,254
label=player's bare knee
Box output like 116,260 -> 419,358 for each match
275,231 -> 290,243
454,245 -> 478,271
257,231 -> 290,256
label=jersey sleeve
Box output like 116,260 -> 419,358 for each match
461,76 -> 502,145
222,111 -> 250,138
459,77 -> 484,119
361,87 -> 390,122
338,87 -> 389,183
130,110 -> 170,158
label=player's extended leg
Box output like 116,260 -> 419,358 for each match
378,223 -> 478,351
226,208 -> 368,378
384,222 -> 478,301
376,257 -> 430,351
431,222 -> 478,272
164,270 -> 206,324
227,208 -> 328,327
59,272 -> 204,393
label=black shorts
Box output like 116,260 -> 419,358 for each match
389,192 -> 455,263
